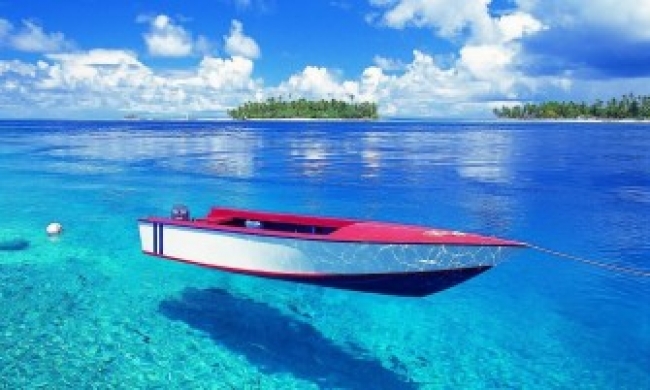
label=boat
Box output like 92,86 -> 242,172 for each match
138,205 -> 525,296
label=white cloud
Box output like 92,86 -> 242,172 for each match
0,47 -> 264,118
450,12 -> 544,88
459,44 -> 514,81
224,20 -> 260,59
272,66 -> 365,103
372,0 -> 492,39
2,1 -> 649,119
360,66 -> 386,86
453,12 -> 545,84
371,0 -> 546,44
509,0 -> 650,79
518,0 -> 650,40
0,44 -> 552,119
141,14 -> 194,57
198,55 -> 256,90
194,35 -> 213,56
0,60 -> 36,77
137,16 -> 259,60
268,51 -> 466,117
584,2 -> 650,40
496,12 -> 545,42
267,45 -> 566,118
377,51 -> 473,115
281,66 -> 342,96
0,16 -> 268,118
39,49 -> 152,90
0,19 -> 73,53
363,0 -> 553,115
373,55 -> 406,72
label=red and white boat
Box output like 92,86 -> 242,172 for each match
138,206 -> 524,296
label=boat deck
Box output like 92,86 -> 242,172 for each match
145,207 -> 524,247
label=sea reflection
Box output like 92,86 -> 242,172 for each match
27,124 -> 261,178
455,131 -> 515,184
25,122 -> 520,191
360,133 -> 383,178
289,139 -> 329,178
203,131 -> 257,178
1,119 -> 648,389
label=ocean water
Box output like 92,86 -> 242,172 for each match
0,119 -> 648,389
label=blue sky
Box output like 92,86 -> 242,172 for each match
1,0 -> 649,119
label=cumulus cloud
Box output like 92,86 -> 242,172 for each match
519,0 -> 650,40
374,51 -> 481,116
516,0 -> 650,78
373,55 -> 406,72
279,67 -> 344,97
224,20 -> 260,59
365,0 -> 549,114
370,0 -> 493,39
0,6 -> 568,118
0,16 -> 267,118
140,14 -> 195,57
366,0 -> 650,106
0,59 -> 37,77
194,35 -> 213,56
496,12 -> 545,42
2,2 -> 649,119
39,49 -> 152,90
268,50 -> 493,117
370,0 -> 545,44
198,55 -> 256,90
0,19 -> 73,52
459,45 -> 514,81
0,48 -> 261,118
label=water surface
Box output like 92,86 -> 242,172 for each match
1,120 -> 648,388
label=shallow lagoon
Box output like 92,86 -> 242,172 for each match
1,120 -> 649,388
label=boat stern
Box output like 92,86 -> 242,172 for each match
138,219 -> 156,255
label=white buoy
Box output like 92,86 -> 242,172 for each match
46,222 -> 63,236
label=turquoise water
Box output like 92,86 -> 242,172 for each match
1,120 -> 648,389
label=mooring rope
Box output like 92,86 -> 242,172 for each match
525,243 -> 650,278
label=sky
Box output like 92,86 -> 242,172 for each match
1,0 -> 650,119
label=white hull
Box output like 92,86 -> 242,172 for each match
138,221 -> 511,275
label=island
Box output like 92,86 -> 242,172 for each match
493,94 -> 650,120
227,97 -> 379,120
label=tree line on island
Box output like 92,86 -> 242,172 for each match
227,97 -> 379,120
493,94 -> 650,120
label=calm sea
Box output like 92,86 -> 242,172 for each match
0,120 -> 648,389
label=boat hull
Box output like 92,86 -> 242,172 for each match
138,220 -> 514,296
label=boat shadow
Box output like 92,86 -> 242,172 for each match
159,287 -> 417,389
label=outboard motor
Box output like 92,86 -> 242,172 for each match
171,204 -> 190,221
